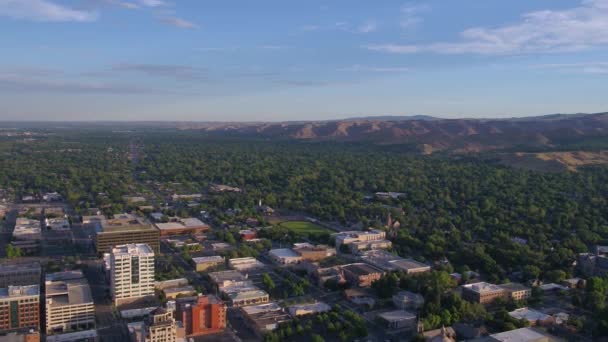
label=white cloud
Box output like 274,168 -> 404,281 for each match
0,0 -> 97,22
368,0 -> 608,55
400,2 -> 429,28
339,65 -> 410,73
357,21 -> 377,33
159,16 -> 198,29
136,0 -> 166,7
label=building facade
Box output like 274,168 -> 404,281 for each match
0,285 -> 40,332
0,262 -> 41,288
111,244 -> 155,306
143,308 -> 177,342
341,263 -> 384,288
45,271 -> 95,334
96,215 -> 160,254
462,282 -> 507,304
177,295 -> 226,336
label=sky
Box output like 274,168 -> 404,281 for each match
0,0 -> 607,121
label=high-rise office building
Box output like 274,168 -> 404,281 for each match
110,244 -> 155,306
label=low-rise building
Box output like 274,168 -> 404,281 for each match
45,271 -> 95,334
192,256 -> 225,272
392,291 -> 424,310
314,266 -> 345,287
163,286 -> 196,300
13,218 -> 41,241
154,278 -> 189,291
360,250 -> 431,274
239,230 -> 257,241
500,283 -> 532,301
482,327 -> 560,342
44,218 -> 70,231
348,239 -> 393,254
0,262 -> 41,288
341,263 -> 384,288
208,270 -> 249,289
268,249 -> 302,265
226,289 -> 269,308
333,229 -> 386,250
287,302 -> 331,317
376,310 -> 417,330
461,282 -> 507,304
0,330 -> 41,342
0,285 -> 40,331
228,257 -> 265,272
508,308 -> 555,326
293,243 -> 336,261
154,218 -> 210,237
344,288 -> 376,307
45,329 -> 97,342
562,278 -> 585,289
241,302 -> 291,334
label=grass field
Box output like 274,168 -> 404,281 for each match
279,221 -> 332,235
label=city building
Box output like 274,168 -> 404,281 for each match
562,278 -> 585,289
314,266 -> 345,287
0,330 -> 40,342
45,271 -> 95,334
228,257 -> 265,272
344,288 -> 376,307
139,307 -> 177,342
44,218 -> 70,231
154,218 -> 210,237
0,262 -> 41,288
287,302 -> 331,317
192,256 -> 224,272
348,239 -> 393,254
227,289 -> 269,308
333,229 -> 386,250
239,230 -> 257,241
110,244 -> 155,306
163,286 -> 196,300
176,295 -> 226,337
154,279 -> 188,291
292,243 -> 336,261
508,308 -> 554,326
392,291 -> 425,310
0,285 -> 40,331
268,249 -> 302,265
499,283 -> 532,301
12,218 -> 41,241
481,327 -> 561,342
45,329 -> 97,342
208,270 -> 249,289
95,214 -> 160,254
360,250 -> 431,274
241,302 -> 291,334
340,263 -> 385,288
376,310 -> 417,330
461,282 -> 507,304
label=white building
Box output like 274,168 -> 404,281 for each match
333,229 -> 386,250
392,291 -> 424,310
111,244 -> 155,306
268,248 -> 303,265
228,257 -> 265,271
45,271 -> 95,334
13,217 -> 41,240
287,302 -> 331,317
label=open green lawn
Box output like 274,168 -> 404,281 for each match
279,221 -> 332,235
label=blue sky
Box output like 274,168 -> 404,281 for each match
0,0 -> 607,121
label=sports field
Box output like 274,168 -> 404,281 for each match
279,221 -> 332,235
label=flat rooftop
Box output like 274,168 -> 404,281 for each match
46,280 -> 93,307
391,258 -> 431,270
508,308 -> 551,322
500,283 -> 531,292
0,261 -> 41,273
489,327 -> 554,342
208,270 -> 248,283
242,302 -> 282,315
193,256 -> 224,264
341,263 -> 383,276
378,310 -> 416,322
463,282 -> 505,294
228,289 -> 268,301
269,248 -> 301,258
112,243 -> 154,256
0,284 -> 40,298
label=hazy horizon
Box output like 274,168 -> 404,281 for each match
1,0 -> 608,121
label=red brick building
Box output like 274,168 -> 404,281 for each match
0,285 -> 40,332
177,295 -> 226,336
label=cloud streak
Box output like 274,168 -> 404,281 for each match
158,16 -> 198,29
0,72 -> 153,94
0,0 -> 97,22
111,63 -> 206,81
367,0 -> 608,55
